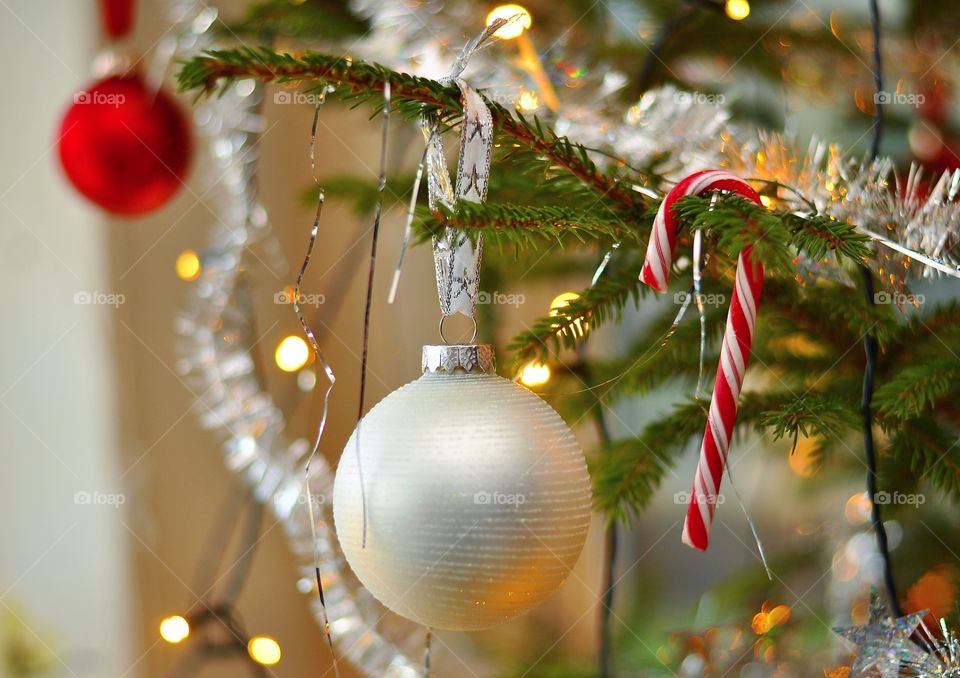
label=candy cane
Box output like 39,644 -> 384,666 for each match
641,170 -> 763,551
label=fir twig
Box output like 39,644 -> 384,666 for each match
418,202 -> 643,248
507,257 -> 650,367
178,48 -> 644,213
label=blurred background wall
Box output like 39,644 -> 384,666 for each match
0,1 -> 135,676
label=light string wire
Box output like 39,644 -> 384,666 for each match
173,489 -> 266,676
862,0 -> 902,617
589,382 -> 616,678
356,80 -> 393,549
424,628 -> 433,677
297,93 -> 342,677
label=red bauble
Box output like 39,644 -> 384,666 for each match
57,73 -> 192,216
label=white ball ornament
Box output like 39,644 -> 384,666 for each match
333,344 -> 592,631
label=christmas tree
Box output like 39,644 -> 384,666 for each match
65,0 -> 960,675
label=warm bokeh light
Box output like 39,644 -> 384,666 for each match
750,602 -> 791,634
833,545 -> 859,582
725,0 -> 750,20
549,291 -> 580,312
549,291 -> 587,336
519,361 -> 550,386
788,435 -> 820,478
485,4 -> 532,39
248,636 -> 281,665
159,615 -> 190,644
518,90 -> 539,111
275,335 -> 309,372
844,492 -> 872,525
907,565 -> 958,621
297,369 -> 317,391
175,250 -> 202,281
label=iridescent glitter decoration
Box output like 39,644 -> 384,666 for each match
901,616 -> 960,677
833,590 -> 927,678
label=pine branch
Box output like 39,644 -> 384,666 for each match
178,48 -> 644,214
591,401 -> 705,522
755,392 -> 860,453
577,298 -> 729,404
418,202 -> 643,248
674,195 -> 872,273
758,277 -> 899,350
506,256 -> 650,367
885,417 -> 960,500
590,390 -> 854,522
875,361 -> 960,422
591,437 -> 676,523
177,41 -> 960,519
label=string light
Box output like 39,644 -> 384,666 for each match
725,0 -> 750,21
275,335 -> 309,372
175,250 -> 202,281
549,291 -> 587,336
519,361 -> 551,386
248,636 -> 281,665
787,435 -> 820,477
518,90 -> 539,112
485,4 -> 559,111
485,4 -> 531,40
159,615 -> 190,644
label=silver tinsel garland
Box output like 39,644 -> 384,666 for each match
168,2 -> 425,675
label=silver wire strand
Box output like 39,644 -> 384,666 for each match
298,95 -> 342,678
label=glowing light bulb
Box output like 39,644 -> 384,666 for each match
248,636 -> 281,665
486,4 -> 532,39
518,90 -> 539,112
175,250 -> 201,281
275,336 -> 309,372
519,361 -> 550,386
159,616 -> 190,644
725,0 -> 750,20
549,291 -> 587,335
549,291 -> 580,312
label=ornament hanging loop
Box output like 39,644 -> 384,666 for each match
438,314 -> 478,345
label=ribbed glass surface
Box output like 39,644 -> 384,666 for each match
333,371 -> 592,631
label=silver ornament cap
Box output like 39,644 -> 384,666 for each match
421,343 -> 495,374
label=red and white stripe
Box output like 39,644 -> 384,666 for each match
640,170 -> 763,551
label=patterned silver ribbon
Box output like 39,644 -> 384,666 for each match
426,21 -> 504,321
